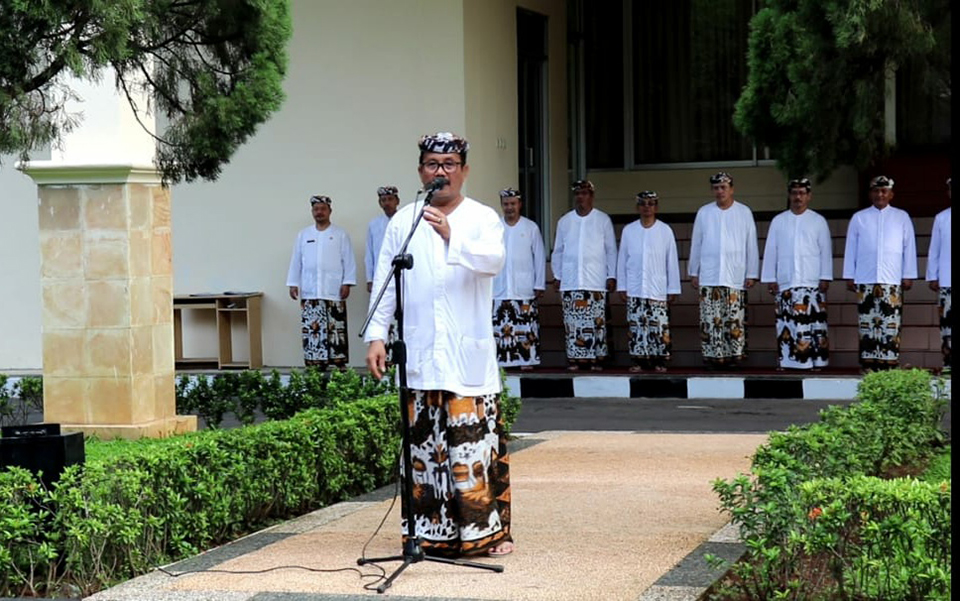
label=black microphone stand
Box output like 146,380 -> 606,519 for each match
357,184 -> 503,594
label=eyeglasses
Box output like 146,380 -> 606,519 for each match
421,160 -> 462,173
636,201 -> 658,207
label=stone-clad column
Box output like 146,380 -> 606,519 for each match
23,165 -> 196,438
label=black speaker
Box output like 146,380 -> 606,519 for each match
0,423 -> 85,489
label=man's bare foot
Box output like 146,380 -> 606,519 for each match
654,365 -> 667,373
520,365 -> 534,372
590,365 -> 603,372
567,364 -> 580,372
488,541 -> 514,556
629,365 -> 643,373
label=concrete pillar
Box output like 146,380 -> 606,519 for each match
17,75 -> 196,438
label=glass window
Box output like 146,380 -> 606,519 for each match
583,1 -> 624,169
632,0 -> 754,164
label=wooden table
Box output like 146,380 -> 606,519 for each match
173,293 -> 263,369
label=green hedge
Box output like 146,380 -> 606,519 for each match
709,369 -> 951,601
0,396 -> 399,597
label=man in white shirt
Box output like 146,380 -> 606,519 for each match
365,132 -> 513,558
365,186 -> 400,364
551,179 -> 618,372
617,191 -> 681,372
493,188 -> 546,371
688,172 -> 760,370
927,177 -> 951,371
365,186 -> 400,293
761,178 -> 833,371
286,195 -> 357,370
842,175 -> 918,371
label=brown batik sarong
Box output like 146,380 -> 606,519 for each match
939,287 -> 951,369
626,297 -> 672,367
856,284 -> 903,369
775,286 -> 829,370
300,299 -> 348,368
699,286 -> 747,365
402,389 -> 512,557
561,290 -> 608,365
493,299 -> 541,367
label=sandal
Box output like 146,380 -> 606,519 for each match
567,364 -> 580,372
653,366 -> 667,373
488,541 -> 514,556
628,365 -> 643,373
590,365 -> 603,372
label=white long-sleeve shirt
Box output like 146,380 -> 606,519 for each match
364,214 -> 390,284
760,209 -> 833,290
926,207 -> 951,287
493,216 -> 546,300
842,205 -> 918,285
550,208 -> 617,291
364,197 -> 505,396
687,201 -> 760,289
286,224 -> 357,300
616,219 -> 681,301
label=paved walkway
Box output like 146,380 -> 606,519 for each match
87,431 -> 765,601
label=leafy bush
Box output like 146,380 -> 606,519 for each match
0,376 -> 43,428
709,369 -> 951,601
0,395 -> 400,597
174,367 -> 398,428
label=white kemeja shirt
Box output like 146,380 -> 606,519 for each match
364,214 -> 390,285
364,197 -> 505,397
760,209 -> 833,290
687,201 -> 760,290
616,219 -> 681,301
926,207 -> 951,288
842,205 -> 918,285
493,216 -> 546,300
286,223 -> 357,300
550,208 -> 617,291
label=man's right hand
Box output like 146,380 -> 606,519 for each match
366,340 -> 387,379
690,276 -> 699,290
553,279 -> 561,291
367,282 -> 373,293
288,286 -> 299,300
929,280 -> 940,292
767,283 -> 778,296
846,281 -> 856,292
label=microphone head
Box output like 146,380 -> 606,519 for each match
427,176 -> 449,191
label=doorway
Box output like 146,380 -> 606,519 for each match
517,9 -> 549,233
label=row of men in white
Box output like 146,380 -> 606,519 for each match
290,173 -> 951,372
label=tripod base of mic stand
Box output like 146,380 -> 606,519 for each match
358,538 -> 503,594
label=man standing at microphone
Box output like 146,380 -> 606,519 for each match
365,132 -> 513,558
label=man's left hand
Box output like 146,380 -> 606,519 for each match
606,278 -> 616,292
744,279 -> 756,289
340,285 -> 351,300
819,280 -> 830,293
902,279 -> 913,291
535,289 -> 544,300
424,206 -> 450,241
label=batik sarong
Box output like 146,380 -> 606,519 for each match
402,389 -> 512,557
856,283 -> 903,369
300,299 -> 348,368
493,299 -> 541,367
561,290 -> 608,364
939,287 -> 951,369
775,286 -> 829,370
699,286 -> 747,365
626,297 -> 671,367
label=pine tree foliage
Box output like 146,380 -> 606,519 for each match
0,0 -> 291,183
734,0 -> 950,182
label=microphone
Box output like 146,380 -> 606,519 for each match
423,177 -> 449,194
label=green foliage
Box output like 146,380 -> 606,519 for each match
734,0 -> 951,181
0,0 -> 292,184
709,369 -> 951,600
0,395 -> 400,597
499,368 -> 522,438
921,445 -> 950,484
174,367 -> 399,428
0,376 -> 43,428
